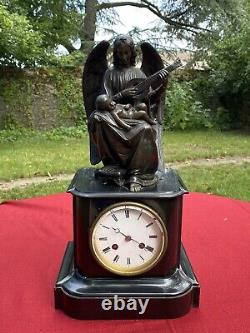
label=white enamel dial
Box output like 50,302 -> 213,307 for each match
90,202 -> 167,276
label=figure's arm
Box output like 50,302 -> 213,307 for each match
112,88 -> 138,102
111,111 -> 131,130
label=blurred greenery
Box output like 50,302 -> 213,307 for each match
165,80 -> 213,130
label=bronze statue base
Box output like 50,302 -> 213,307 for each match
95,165 -> 158,191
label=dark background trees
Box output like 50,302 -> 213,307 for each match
0,0 -> 249,129
1,0 -> 245,63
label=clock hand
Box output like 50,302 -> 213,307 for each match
112,227 -> 127,237
112,228 -> 150,250
112,227 -> 154,252
112,227 -> 139,243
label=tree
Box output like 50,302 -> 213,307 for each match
204,0 -> 250,126
0,0 -> 247,65
0,4 -> 44,66
81,0 -> 98,52
1,0 -> 83,55
82,0 -> 243,51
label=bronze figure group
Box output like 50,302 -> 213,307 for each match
83,35 -> 181,191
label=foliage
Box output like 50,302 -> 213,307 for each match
208,18 -> 249,118
190,73 -> 232,130
191,0 -> 250,128
0,128 -> 35,143
54,51 -> 85,67
42,125 -> 87,140
165,80 -> 213,130
0,75 -> 33,128
99,0 -> 244,49
0,4 -> 44,66
1,0 -> 246,65
0,67 -> 86,130
0,125 -> 87,143
50,67 -> 85,126
1,0 -> 82,62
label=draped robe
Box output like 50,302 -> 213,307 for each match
89,66 -> 159,178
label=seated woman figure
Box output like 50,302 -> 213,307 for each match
84,35 -> 169,191
87,36 -> 160,191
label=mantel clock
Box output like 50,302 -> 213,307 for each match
54,35 -> 200,319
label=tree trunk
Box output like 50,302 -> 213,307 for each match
81,0 -> 98,53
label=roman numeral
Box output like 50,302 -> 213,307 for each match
149,235 -> 157,238
127,257 -> 131,265
102,247 -> 111,254
145,245 -> 154,252
113,255 -> 119,263
125,207 -> 129,218
139,255 -> 144,261
101,224 -> 110,229
146,222 -> 153,228
137,210 -> 143,220
110,211 -> 118,221
99,237 -> 108,241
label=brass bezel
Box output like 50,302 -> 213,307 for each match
89,201 -> 168,276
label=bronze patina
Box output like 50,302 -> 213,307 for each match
83,35 -> 181,191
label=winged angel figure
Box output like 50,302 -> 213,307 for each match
83,35 -> 178,192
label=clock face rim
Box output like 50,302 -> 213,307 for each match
89,201 -> 168,276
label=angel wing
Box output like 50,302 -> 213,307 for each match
140,42 -> 166,125
82,40 -> 110,164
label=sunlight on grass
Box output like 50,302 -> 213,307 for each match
0,180 -> 70,202
0,130 -> 250,186
0,136 -> 91,181
163,130 -> 250,162
1,163 -> 249,202
179,163 -> 250,201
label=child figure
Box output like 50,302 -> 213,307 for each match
95,94 -> 156,130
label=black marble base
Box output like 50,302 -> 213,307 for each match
54,242 -> 200,319
67,167 -> 188,198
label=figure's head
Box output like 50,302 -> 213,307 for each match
95,94 -> 116,111
113,35 -> 136,69
136,102 -> 147,112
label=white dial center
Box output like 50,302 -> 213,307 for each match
90,203 -> 167,276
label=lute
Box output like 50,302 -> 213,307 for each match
126,58 -> 182,102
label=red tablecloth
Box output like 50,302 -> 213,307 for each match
0,192 -> 250,333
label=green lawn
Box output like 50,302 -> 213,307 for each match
0,180 -> 70,202
1,163 -> 249,202
1,130 -> 250,181
179,163 -> 250,201
163,130 -> 250,162
0,136 -> 91,181
0,129 -> 250,202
